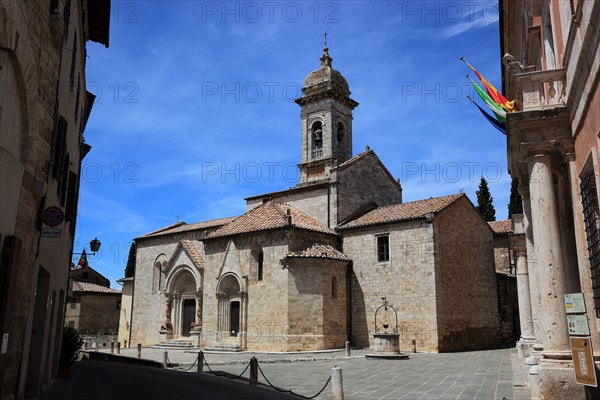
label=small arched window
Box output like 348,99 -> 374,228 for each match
152,262 -> 161,292
258,250 -> 264,281
331,276 -> 337,298
337,122 -> 344,144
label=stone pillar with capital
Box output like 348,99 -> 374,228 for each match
527,153 -> 570,356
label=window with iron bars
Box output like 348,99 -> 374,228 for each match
580,167 -> 600,317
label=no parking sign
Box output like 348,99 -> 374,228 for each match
41,206 -> 64,227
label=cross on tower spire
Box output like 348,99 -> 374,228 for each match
324,32 -> 328,49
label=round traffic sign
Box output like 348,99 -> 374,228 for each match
41,206 -> 64,227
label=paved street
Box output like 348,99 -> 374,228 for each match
40,359 -> 293,400
54,347 -> 528,400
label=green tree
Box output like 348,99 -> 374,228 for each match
476,177 -> 496,222
124,242 -> 136,278
508,177 -> 523,218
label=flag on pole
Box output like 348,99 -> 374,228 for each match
467,96 -> 507,135
77,249 -> 89,270
461,57 -> 518,112
467,75 -> 507,123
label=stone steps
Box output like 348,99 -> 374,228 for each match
153,339 -> 197,350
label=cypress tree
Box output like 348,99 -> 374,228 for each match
124,242 -> 136,278
476,177 -> 496,222
508,177 -> 523,218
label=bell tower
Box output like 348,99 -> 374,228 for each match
295,36 -> 359,184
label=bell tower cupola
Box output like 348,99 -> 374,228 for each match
295,34 -> 359,184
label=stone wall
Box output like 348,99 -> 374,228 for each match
336,151 -> 402,225
434,197 -> 500,351
117,280 -> 134,346
493,234 -> 512,274
246,185 -> 330,228
131,239 -> 181,345
286,258 -> 347,351
343,220 -> 440,352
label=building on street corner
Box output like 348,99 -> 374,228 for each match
501,0 -> 600,398
0,1 -> 110,399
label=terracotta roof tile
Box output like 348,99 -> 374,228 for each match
488,220 -> 513,234
116,277 -> 134,283
73,281 -> 121,294
139,217 -> 237,238
207,202 -> 335,239
287,244 -> 350,261
339,193 -> 465,230
180,240 -> 205,268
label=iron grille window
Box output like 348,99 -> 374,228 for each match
580,167 -> 600,317
377,235 -> 390,262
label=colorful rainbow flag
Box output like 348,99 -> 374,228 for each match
461,57 -> 518,112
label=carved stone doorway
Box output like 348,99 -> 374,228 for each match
230,301 -> 240,336
182,299 -> 196,337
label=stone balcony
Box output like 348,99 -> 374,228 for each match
514,68 -> 567,111
506,68 -> 572,187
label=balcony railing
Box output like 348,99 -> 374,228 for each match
515,68 -> 567,111
312,148 -> 323,159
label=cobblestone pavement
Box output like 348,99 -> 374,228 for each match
96,347 -> 525,399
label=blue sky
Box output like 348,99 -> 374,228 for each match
75,0 -> 509,287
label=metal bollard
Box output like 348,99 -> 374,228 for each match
345,341 -> 351,357
84,342 -> 88,350
117,342 -> 121,354
163,351 -> 168,368
137,343 -> 142,359
110,341 -> 114,354
332,366 -> 344,400
124,340 -> 127,348
249,357 -> 258,385
197,351 -> 204,373
412,339 -> 417,353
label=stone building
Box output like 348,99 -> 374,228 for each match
0,1 -> 110,399
340,194 -> 500,352
489,220 -> 521,345
71,265 -> 111,287
125,45 -> 506,354
501,0 -> 600,398
64,281 -> 121,334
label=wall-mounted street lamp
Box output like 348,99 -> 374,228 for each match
89,238 -> 101,254
72,237 -> 102,256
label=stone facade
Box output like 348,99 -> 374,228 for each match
342,195 -> 500,352
0,2 -> 110,399
64,282 -> 121,334
124,45 -> 509,356
117,277 -> 134,347
501,1 -> 600,398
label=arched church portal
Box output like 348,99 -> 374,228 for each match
166,268 -> 201,338
216,274 -> 246,338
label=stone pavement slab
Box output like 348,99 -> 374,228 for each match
94,347 -> 525,399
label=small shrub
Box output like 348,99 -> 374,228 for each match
60,327 -> 83,366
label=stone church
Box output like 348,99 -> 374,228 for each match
124,45 -> 505,353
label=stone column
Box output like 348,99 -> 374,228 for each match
527,154 -> 569,355
515,251 -> 535,340
519,188 -> 542,342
